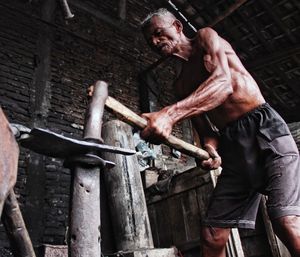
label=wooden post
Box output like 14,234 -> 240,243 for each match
2,190 -> 36,257
69,81 -> 108,257
101,120 -> 154,251
260,196 -> 291,257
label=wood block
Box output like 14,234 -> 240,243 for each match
43,245 -> 68,257
109,248 -> 178,257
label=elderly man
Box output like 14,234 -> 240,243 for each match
140,8 -> 300,257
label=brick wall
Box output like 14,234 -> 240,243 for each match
0,0 -> 163,250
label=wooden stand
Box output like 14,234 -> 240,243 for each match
101,120 -> 154,251
108,248 -> 178,257
2,190 -> 36,257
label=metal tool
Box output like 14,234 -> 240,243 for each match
18,127 -> 135,168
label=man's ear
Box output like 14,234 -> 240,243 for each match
173,19 -> 183,33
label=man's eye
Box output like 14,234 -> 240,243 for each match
154,30 -> 161,36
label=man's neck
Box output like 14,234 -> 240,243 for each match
172,36 -> 194,61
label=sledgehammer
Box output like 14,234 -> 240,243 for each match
105,96 -> 210,160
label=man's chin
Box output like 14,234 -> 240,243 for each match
159,49 -> 172,56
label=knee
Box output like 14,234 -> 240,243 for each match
272,216 -> 300,254
272,215 -> 300,235
201,227 -> 230,250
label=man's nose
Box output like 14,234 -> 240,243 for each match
152,37 -> 160,46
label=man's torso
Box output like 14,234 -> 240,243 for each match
173,35 -> 265,129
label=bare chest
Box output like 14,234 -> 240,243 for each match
174,55 -> 209,99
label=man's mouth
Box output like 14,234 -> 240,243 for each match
158,43 -> 169,52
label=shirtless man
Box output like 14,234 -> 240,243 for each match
140,8 -> 300,257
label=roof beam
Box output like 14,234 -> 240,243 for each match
286,78 -> 300,97
258,1 -> 298,44
208,0 -> 248,27
245,45 -> 300,70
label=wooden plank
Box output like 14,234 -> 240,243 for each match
195,181 -> 214,219
181,190 -> 201,242
241,234 -> 273,257
260,197 -> 291,257
168,194 -> 187,246
226,229 -> 245,257
260,197 -> 281,257
147,205 -> 160,247
146,167 -> 211,204
153,200 -> 173,247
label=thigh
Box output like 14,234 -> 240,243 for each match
264,153 -> 300,219
204,170 -> 262,229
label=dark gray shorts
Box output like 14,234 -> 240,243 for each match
203,103 -> 300,229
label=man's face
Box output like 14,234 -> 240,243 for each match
143,15 -> 181,56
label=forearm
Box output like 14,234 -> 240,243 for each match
166,74 -> 232,124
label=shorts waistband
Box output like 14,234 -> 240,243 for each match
220,102 -> 270,133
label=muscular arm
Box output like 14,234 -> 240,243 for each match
166,28 -> 232,124
141,28 -> 232,144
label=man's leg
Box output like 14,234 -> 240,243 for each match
201,226 -> 231,257
272,215 -> 300,256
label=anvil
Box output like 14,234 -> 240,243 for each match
14,126 -> 135,168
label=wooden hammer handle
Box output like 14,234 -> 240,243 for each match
105,96 -> 210,160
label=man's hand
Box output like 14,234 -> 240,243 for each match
140,109 -> 175,145
201,143 -> 221,170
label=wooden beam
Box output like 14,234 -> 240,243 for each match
118,0 -> 126,20
286,78 -> 300,97
236,7 -> 275,53
245,45 -> 300,70
291,0 -> 300,11
208,0 -> 248,27
258,1 -> 297,44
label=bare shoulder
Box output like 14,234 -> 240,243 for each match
195,28 -> 234,53
195,27 -> 220,50
197,27 -> 218,37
